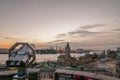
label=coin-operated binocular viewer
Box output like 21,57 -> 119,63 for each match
6,42 -> 36,80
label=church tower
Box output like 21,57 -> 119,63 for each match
65,42 -> 71,59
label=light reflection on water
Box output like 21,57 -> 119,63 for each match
0,53 -> 84,64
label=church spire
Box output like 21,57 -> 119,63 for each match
65,42 -> 71,59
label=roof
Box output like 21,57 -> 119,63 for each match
57,55 -> 65,59
73,71 -> 97,78
96,74 -> 120,80
55,69 -> 120,80
55,69 -> 74,74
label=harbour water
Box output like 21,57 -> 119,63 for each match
0,53 -> 84,64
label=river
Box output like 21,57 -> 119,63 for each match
0,53 -> 84,64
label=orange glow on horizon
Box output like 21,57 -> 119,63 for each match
0,40 -> 14,48
0,43 -> 12,49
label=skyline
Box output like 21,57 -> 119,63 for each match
0,0 -> 120,49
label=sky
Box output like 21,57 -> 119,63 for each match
0,0 -> 120,50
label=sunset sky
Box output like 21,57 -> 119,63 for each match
0,0 -> 120,49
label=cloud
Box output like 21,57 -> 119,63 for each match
53,23 -> 120,50
68,30 -> 102,36
50,39 -> 64,43
113,28 -> 120,31
56,23 -> 106,38
3,37 -> 17,40
2,36 -> 32,42
80,24 -> 106,29
112,19 -> 120,23
56,29 -> 106,38
56,33 -> 66,38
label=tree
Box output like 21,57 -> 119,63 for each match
107,51 -> 117,59
85,54 -> 92,62
92,53 -> 98,59
116,61 -> 120,67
